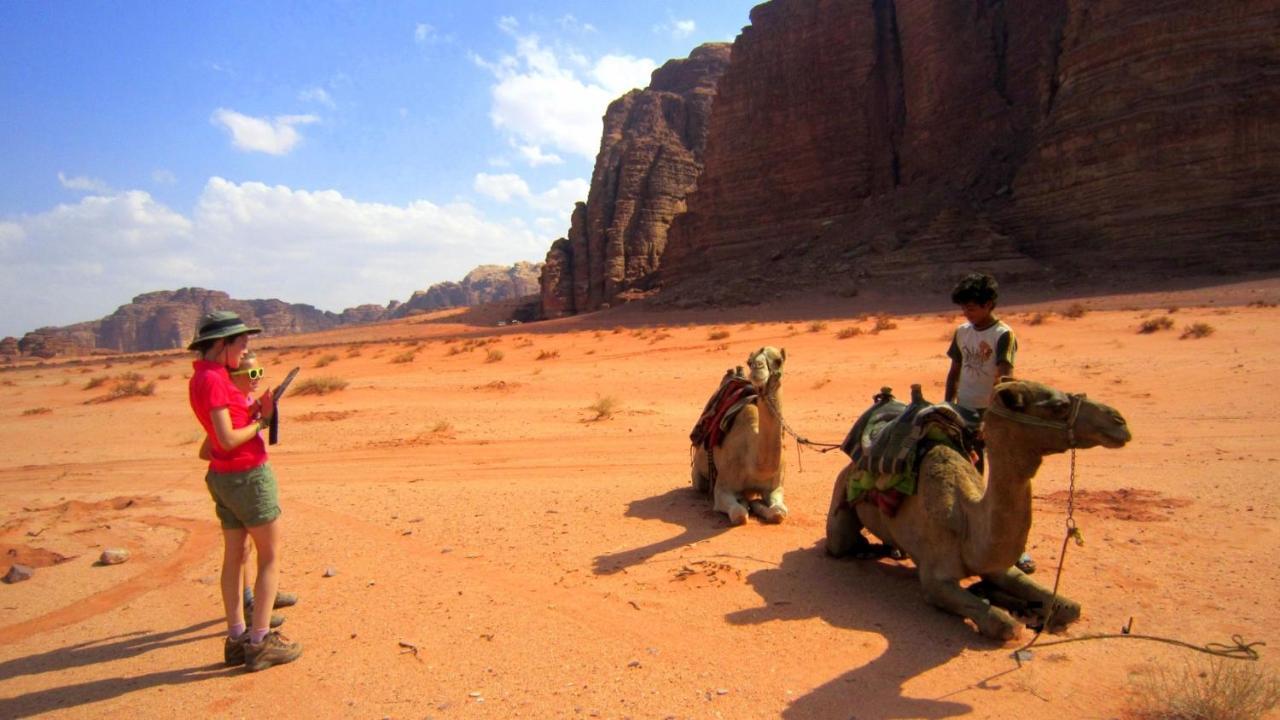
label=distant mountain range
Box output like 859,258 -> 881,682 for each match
3,261 -> 541,357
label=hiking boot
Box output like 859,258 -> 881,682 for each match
224,635 -> 247,666
243,631 -> 302,672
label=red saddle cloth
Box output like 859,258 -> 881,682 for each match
690,374 -> 758,449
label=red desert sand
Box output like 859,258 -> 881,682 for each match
1,280 -> 1278,719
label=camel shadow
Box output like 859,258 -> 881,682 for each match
728,542 -> 1011,719
0,619 -> 232,718
592,486 -> 738,575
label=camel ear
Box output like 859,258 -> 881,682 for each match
998,375 -> 1015,384
780,347 -> 787,363
996,385 -> 1027,412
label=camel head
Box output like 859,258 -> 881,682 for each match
986,379 -> 1131,453
745,346 -> 785,392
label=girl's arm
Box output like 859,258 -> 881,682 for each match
208,406 -> 265,451
197,436 -> 211,460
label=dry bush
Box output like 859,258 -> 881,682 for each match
84,376 -> 109,390
536,349 -> 560,360
1028,312 -> 1051,326
292,377 -> 348,396
515,338 -> 534,348
346,347 -> 362,358
118,371 -> 144,383
587,395 -> 619,421
314,353 -> 339,368
1247,299 -> 1277,308
1168,306 -> 1180,314
585,349 -> 596,355
812,378 -> 831,390
1125,659 -> 1279,720
485,349 -> 504,363
156,374 -> 171,380
432,419 -> 453,434
1181,322 -> 1215,339
836,326 -> 863,340
712,342 -> 729,352
612,326 -> 625,334
149,358 -> 172,367
649,332 -> 672,344
22,407 -> 52,416
392,350 -> 419,363
871,316 -> 898,334
808,321 -> 828,333
1063,303 -> 1088,319
1138,316 -> 1176,334
91,379 -> 157,403
708,329 -> 731,341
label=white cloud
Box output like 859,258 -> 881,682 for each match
477,29 -> 655,162
152,169 -> 177,185
517,144 -> 563,166
0,179 -> 547,337
557,14 -> 596,34
210,108 -> 320,155
57,172 -> 111,194
654,19 -> 696,39
298,86 -> 336,108
414,22 -> 438,44
474,172 -> 531,203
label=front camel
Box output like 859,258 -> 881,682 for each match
691,347 -> 788,525
826,379 -> 1132,640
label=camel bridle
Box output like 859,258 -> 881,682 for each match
984,392 -> 1086,449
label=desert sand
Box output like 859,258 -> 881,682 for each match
2,279 -> 1278,719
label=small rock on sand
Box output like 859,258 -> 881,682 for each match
323,566 -> 337,577
3,564 -> 34,583
99,548 -> 130,565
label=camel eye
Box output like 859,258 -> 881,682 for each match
1040,397 -> 1069,414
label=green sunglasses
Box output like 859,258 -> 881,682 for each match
230,367 -> 266,380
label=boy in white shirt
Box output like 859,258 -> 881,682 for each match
944,273 -> 1035,573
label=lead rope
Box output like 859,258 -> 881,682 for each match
760,391 -> 843,475
1012,396 -> 1262,664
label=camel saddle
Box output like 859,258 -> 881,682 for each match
690,367 -> 758,449
839,385 -> 974,513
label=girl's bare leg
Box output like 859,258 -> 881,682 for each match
246,519 -> 281,635
221,528 -> 249,632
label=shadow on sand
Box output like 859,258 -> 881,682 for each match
591,486 -> 738,575
728,542 -> 1015,719
0,619 -> 233,718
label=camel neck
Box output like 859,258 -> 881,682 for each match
753,386 -> 784,475
973,433 -> 1043,570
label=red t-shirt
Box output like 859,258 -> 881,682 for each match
189,359 -> 268,473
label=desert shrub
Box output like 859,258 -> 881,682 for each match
1181,322 -> 1214,339
292,377 -> 348,396
149,358 -> 172,367
1247,300 -> 1277,308
587,395 -> 619,421
649,332 -> 672,344
100,379 -> 156,401
392,350 -> 419,363
536,349 -> 560,360
1063,303 -> 1088,319
1125,659 -> 1279,720
836,326 -> 863,339
612,326 -> 625,334
432,419 -> 453,434
1138,316 -> 1175,334
812,378 -> 830,389
118,371 -> 144,383
708,329 -> 731,341
22,407 -> 52,416
84,376 -> 109,390
1028,312 -> 1050,326
712,342 -> 729,352
314,353 -> 339,368
485,349 -> 504,363
347,347 -> 362,358
156,374 -> 171,380
872,317 -> 898,333
808,321 -> 828,333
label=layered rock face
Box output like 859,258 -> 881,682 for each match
539,43 -> 732,317
657,0 -> 1278,295
391,262 -> 542,318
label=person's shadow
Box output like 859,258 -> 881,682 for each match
728,543 -> 1010,719
592,486 -> 737,575
0,619 -> 233,718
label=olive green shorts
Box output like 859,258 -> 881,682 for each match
205,463 -> 281,529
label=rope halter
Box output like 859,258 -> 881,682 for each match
984,391 -> 1086,449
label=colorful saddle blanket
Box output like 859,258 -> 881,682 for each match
839,387 -> 973,514
690,370 -> 758,449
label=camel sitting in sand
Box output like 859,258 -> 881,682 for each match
826,378 -> 1131,639
692,347 -> 788,525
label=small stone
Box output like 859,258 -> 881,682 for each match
716,688 -> 729,696
99,548 -> 130,565
323,566 -> 337,577
3,564 -> 34,583
468,691 -> 482,699
627,660 -> 641,668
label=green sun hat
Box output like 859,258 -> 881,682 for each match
187,310 -> 262,351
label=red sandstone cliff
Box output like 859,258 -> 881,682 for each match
539,43 -> 732,317
391,262 -> 541,318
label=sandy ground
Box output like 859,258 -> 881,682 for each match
1,278 -> 1278,719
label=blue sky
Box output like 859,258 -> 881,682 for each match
0,1 -> 758,338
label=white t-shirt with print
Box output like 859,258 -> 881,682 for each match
948,320 -> 1017,410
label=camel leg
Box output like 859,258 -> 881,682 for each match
920,574 -> 1021,640
691,449 -> 711,494
981,567 -> 1081,632
713,486 -> 749,526
825,475 -> 866,557
751,486 -> 788,524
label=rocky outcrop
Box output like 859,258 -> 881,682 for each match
391,262 -> 542,318
656,0 -> 1279,298
539,43 -> 732,317
0,337 -> 22,359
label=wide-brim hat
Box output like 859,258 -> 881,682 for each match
187,310 -> 262,351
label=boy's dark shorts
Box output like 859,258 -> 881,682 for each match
205,463 -> 281,529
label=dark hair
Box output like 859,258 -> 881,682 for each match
951,273 -> 999,306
